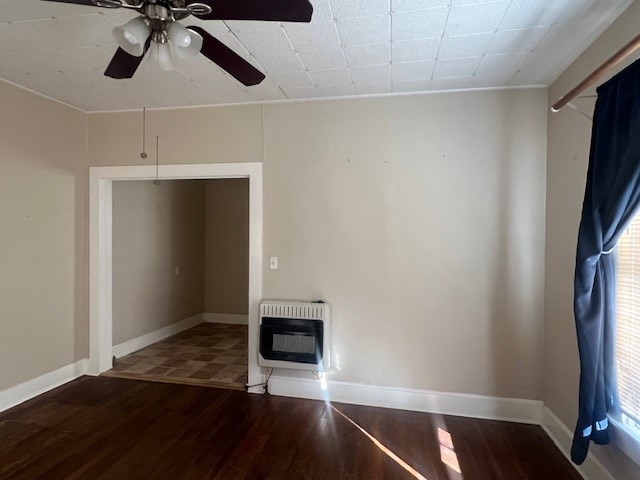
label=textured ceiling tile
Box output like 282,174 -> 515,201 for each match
349,63 -> 392,84
0,0 -> 629,110
393,60 -> 436,82
252,49 -> 305,74
330,0 -> 390,20
174,56 -> 235,85
392,37 -> 440,62
509,20 -> 600,85
445,1 -> 511,36
433,56 -> 482,78
393,79 -> 432,92
245,77 -> 287,101
472,72 -> 514,87
344,43 -> 391,67
450,0 -> 505,4
569,0 -> 630,26
476,51 -> 530,75
318,84 -> 355,96
354,81 -> 392,94
13,14 -> 113,51
499,0 -> 571,30
393,0 -> 450,13
0,0 -> 95,22
298,48 -> 346,71
176,82 -> 220,105
486,26 -> 548,55
308,0 -> 335,23
439,33 -> 493,59
392,8 -> 448,41
271,70 -> 315,88
282,85 -> 321,98
96,9 -> 137,27
284,22 -> 341,52
337,15 -> 391,46
199,79 -> 250,103
231,23 -> 292,54
429,75 -> 474,90
310,67 -> 352,87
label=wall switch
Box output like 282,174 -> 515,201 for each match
269,257 -> 278,270
174,266 -> 180,276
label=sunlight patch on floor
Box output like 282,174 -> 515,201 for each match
329,404 -> 429,480
438,427 -> 461,474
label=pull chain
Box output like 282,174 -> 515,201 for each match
153,135 -> 161,186
140,107 -> 148,159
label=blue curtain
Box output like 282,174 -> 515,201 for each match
572,59 -> 640,465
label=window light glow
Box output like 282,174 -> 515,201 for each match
616,213 -> 640,429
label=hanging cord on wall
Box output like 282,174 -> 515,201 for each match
245,368 -> 274,394
153,135 -> 161,186
140,107 -> 148,160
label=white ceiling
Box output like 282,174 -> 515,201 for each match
0,0 -> 631,112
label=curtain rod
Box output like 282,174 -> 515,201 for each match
551,32 -> 640,113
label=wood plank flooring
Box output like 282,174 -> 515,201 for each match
0,377 -> 581,480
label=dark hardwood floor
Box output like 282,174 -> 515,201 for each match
0,377 -> 580,480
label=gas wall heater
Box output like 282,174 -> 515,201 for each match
259,300 -> 330,372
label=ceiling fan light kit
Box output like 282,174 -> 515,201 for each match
112,16 -> 150,57
42,0 -> 313,86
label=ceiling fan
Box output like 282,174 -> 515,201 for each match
41,0 -> 314,86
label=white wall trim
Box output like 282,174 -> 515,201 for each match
89,162 -> 263,392
113,313 -> 205,359
268,375 -> 543,425
541,406 -> 614,480
203,313 -> 249,325
0,360 -> 87,414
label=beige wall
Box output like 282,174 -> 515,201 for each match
546,2 -> 640,477
112,180 -> 206,345
204,179 -> 249,315
0,81 -> 87,391
90,88 -> 547,399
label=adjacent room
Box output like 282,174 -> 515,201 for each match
1,0 -> 640,478
105,178 -> 250,389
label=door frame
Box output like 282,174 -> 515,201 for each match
88,162 -> 263,392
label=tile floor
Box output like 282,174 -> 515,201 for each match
103,323 -> 248,390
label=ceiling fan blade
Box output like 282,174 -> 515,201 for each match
40,0 -> 99,5
188,0 -> 313,22
104,44 -> 148,79
188,26 -> 266,86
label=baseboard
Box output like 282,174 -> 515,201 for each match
113,313 -> 204,358
203,313 -> 249,325
541,407 -> 614,480
0,359 -> 87,414
268,375 -> 543,425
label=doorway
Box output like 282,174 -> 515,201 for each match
88,163 -> 264,392
102,178 -> 249,390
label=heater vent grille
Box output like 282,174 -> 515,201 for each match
260,302 -> 327,320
